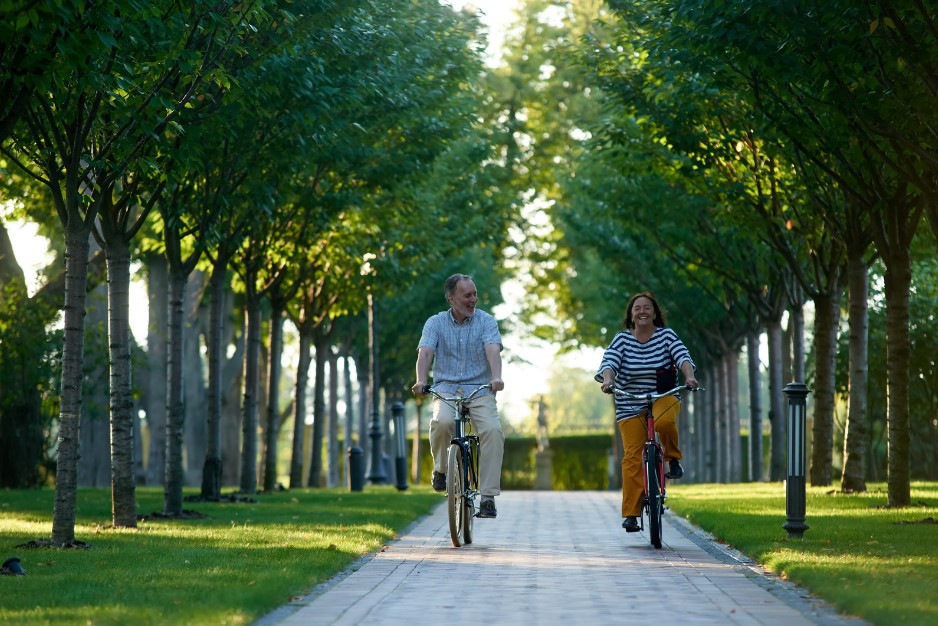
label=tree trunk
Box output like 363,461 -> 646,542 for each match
307,327 -> 328,487
145,254 -> 168,486
290,330 -> 312,489
809,284 -> 842,486
747,332 -> 763,482
767,317 -> 787,481
105,236 -> 137,528
716,354 -> 729,482
201,261 -> 229,499
344,353 -> 356,486
51,224 -> 93,545
726,349 -> 741,482
841,250 -> 869,492
163,267 -> 188,515
184,270 -> 208,485
262,300 -> 286,492
790,292 -> 805,383
239,281 -> 262,494
327,347 -> 340,488
78,285 -> 111,488
883,249 -> 913,507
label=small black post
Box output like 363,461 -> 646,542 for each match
347,447 -> 364,492
783,382 -> 810,538
392,402 -> 408,491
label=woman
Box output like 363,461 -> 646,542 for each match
596,291 -> 699,532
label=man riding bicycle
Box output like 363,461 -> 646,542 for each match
411,273 -> 505,519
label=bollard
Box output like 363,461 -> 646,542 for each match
347,446 -> 364,492
392,402 -> 409,491
782,382 -> 810,538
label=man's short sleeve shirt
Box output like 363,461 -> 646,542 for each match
418,309 -> 502,394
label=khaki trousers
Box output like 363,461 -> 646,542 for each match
429,392 -> 504,497
616,396 -> 683,517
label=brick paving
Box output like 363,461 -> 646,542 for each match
257,491 -> 870,626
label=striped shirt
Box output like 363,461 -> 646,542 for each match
418,308 -> 502,395
594,327 -> 695,421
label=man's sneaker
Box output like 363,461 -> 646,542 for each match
622,516 -> 640,532
479,499 -> 497,518
432,471 -> 446,492
666,459 -> 684,479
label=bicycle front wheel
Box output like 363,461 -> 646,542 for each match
446,443 -> 466,547
645,448 -> 663,549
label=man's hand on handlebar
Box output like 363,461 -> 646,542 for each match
411,382 -> 428,397
489,378 -> 504,393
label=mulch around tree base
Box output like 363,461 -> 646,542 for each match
14,539 -> 92,550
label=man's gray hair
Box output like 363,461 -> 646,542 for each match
444,273 -> 473,301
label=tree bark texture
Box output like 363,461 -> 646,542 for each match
262,302 -> 285,492
145,254 -> 168,486
290,331 -> 312,489
767,318 -> 787,481
841,251 -> 869,492
106,238 -> 137,528
77,285 -> 110,488
809,287 -> 842,486
201,263 -> 229,499
52,226 -> 92,545
239,284 -> 262,494
747,333 -> 763,482
163,268 -> 187,514
307,328 -> 328,487
328,348 -> 340,488
884,252 -> 912,507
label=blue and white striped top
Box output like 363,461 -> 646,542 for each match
418,308 -> 502,396
595,328 -> 695,421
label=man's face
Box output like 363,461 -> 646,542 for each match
449,279 -> 478,322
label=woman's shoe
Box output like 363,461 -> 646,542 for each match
622,516 -> 640,532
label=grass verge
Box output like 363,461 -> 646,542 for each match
666,481 -> 938,626
0,486 -> 440,625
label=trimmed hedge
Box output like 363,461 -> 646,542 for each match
408,433 -> 614,490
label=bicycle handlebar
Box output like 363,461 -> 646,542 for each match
610,384 -> 704,403
420,384 -> 491,402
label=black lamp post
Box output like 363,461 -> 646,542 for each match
366,291 -> 387,484
783,382 -> 810,538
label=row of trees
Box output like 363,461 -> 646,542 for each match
0,1 -> 521,545
2,0 -> 936,551
501,0 -> 937,504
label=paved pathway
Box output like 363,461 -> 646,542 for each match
257,491 -> 869,626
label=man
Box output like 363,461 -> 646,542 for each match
412,273 -> 505,518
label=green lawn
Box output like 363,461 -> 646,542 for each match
666,481 -> 938,626
3,483 -> 935,625
0,486 -> 440,626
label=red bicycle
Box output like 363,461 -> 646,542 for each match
612,384 -> 702,549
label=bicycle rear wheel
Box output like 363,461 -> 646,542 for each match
446,443 -> 466,547
645,448 -> 663,549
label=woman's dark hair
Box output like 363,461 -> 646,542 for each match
444,273 -> 473,301
623,291 -> 667,330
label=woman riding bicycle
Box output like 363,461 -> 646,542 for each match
596,291 -> 699,532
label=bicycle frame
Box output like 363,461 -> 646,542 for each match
422,384 -> 489,547
612,384 -> 702,549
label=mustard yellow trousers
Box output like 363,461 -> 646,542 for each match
616,396 -> 682,517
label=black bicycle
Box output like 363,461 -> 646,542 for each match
421,384 -> 489,547
612,384 -> 703,549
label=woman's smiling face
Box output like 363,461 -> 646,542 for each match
630,296 -> 655,329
